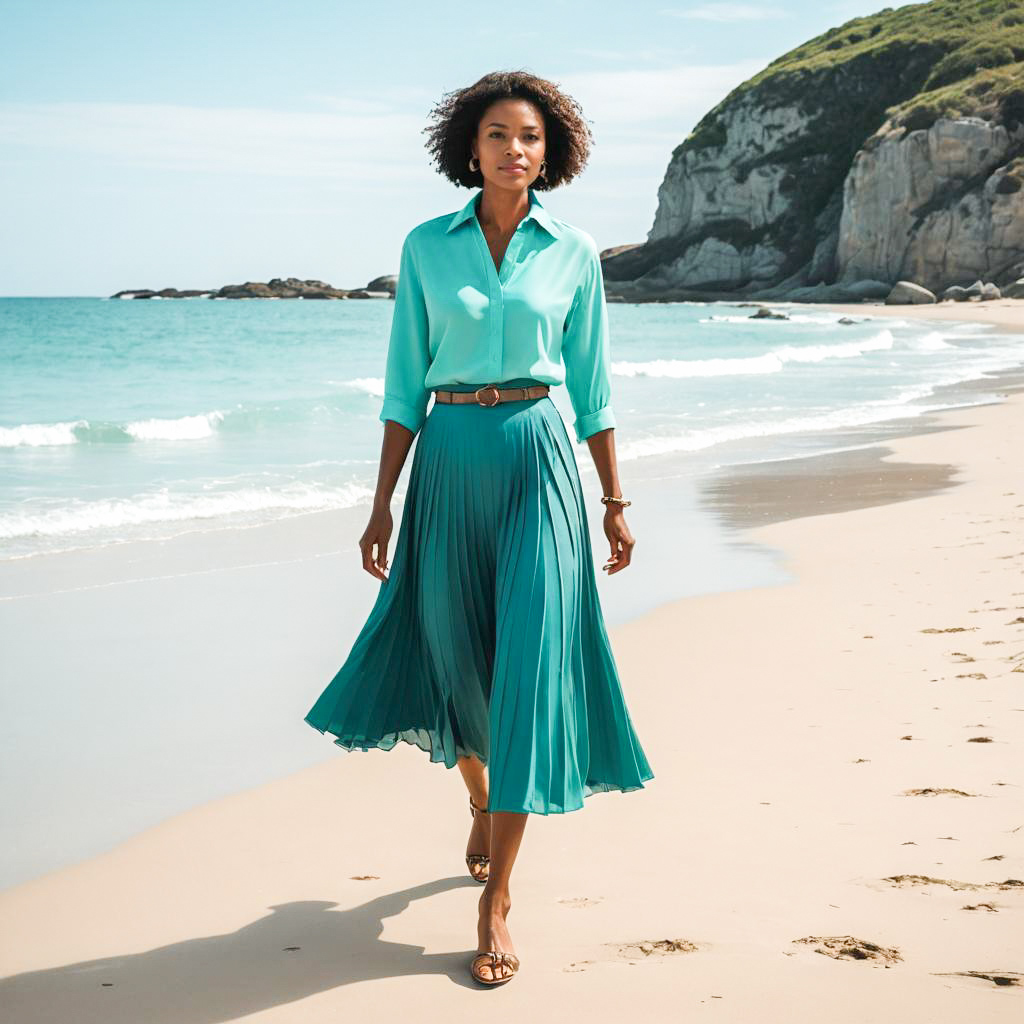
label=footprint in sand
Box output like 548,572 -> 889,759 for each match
882,874 -> 1024,892
790,935 -> 901,964
556,896 -> 604,909
613,938 -> 698,959
932,970 -> 1022,988
564,938 -> 699,972
901,787 -> 976,797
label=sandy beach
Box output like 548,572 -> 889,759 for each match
814,297 -> 1024,333
1,300 -> 1022,1020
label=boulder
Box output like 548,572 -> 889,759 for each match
885,281 -> 936,305
366,274 -> 397,295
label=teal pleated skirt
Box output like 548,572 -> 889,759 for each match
303,377 -> 654,814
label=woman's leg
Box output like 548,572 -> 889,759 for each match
457,754 -> 490,878
476,809 -> 527,980
457,753 -> 488,806
457,753 -> 528,977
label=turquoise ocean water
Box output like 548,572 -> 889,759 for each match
2,296 -> 1023,561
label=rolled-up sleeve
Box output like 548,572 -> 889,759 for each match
379,232 -> 431,436
561,242 -> 616,443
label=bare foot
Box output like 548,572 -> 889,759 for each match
475,890 -> 516,981
466,799 -> 490,882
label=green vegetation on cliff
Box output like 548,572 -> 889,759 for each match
685,0 -> 1024,153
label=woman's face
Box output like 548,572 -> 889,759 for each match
472,98 -> 547,193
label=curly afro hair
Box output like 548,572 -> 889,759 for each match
423,69 -> 593,191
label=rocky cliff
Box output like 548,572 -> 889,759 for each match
604,0 -> 1024,302
110,276 -> 396,300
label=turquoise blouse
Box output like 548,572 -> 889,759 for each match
378,186 -> 617,444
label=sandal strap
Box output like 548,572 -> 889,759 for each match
472,951 -> 520,969
471,950 -> 520,983
465,854 -> 490,866
469,795 -> 491,816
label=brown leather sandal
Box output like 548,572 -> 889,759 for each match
470,949 -> 521,985
466,795 -> 490,884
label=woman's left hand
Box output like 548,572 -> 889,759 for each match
601,508 -> 635,574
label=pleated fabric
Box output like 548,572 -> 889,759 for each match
303,377 -> 655,814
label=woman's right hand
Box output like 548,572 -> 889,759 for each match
359,504 -> 394,581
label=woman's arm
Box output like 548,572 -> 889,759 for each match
585,428 -> 635,575
362,230 -> 431,580
562,241 -> 635,575
360,420 -> 415,581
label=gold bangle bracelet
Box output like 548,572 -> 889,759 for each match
600,495 -> 631,507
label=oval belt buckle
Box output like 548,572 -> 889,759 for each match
474,384 -> 501,407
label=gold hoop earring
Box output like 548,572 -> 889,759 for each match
469,156 -> 479,172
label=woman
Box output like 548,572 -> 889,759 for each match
304,69 -> 655,986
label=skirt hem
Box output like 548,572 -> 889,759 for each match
303,715 -> 654,815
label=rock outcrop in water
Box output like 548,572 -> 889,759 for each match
603,0 -> 1024,303
111,276 -> 395,300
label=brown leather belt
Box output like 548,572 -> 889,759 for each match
432,383 -> 550,407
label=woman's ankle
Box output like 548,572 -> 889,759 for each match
480,888 -> 511,913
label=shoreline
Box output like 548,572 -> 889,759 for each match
1,343 -> 1022,1016
809,297 -> 1024,335
691,297 -> 1024,527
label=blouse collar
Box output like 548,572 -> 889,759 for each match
445,186 -> 561,238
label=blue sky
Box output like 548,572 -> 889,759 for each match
2,0 -> 879,296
